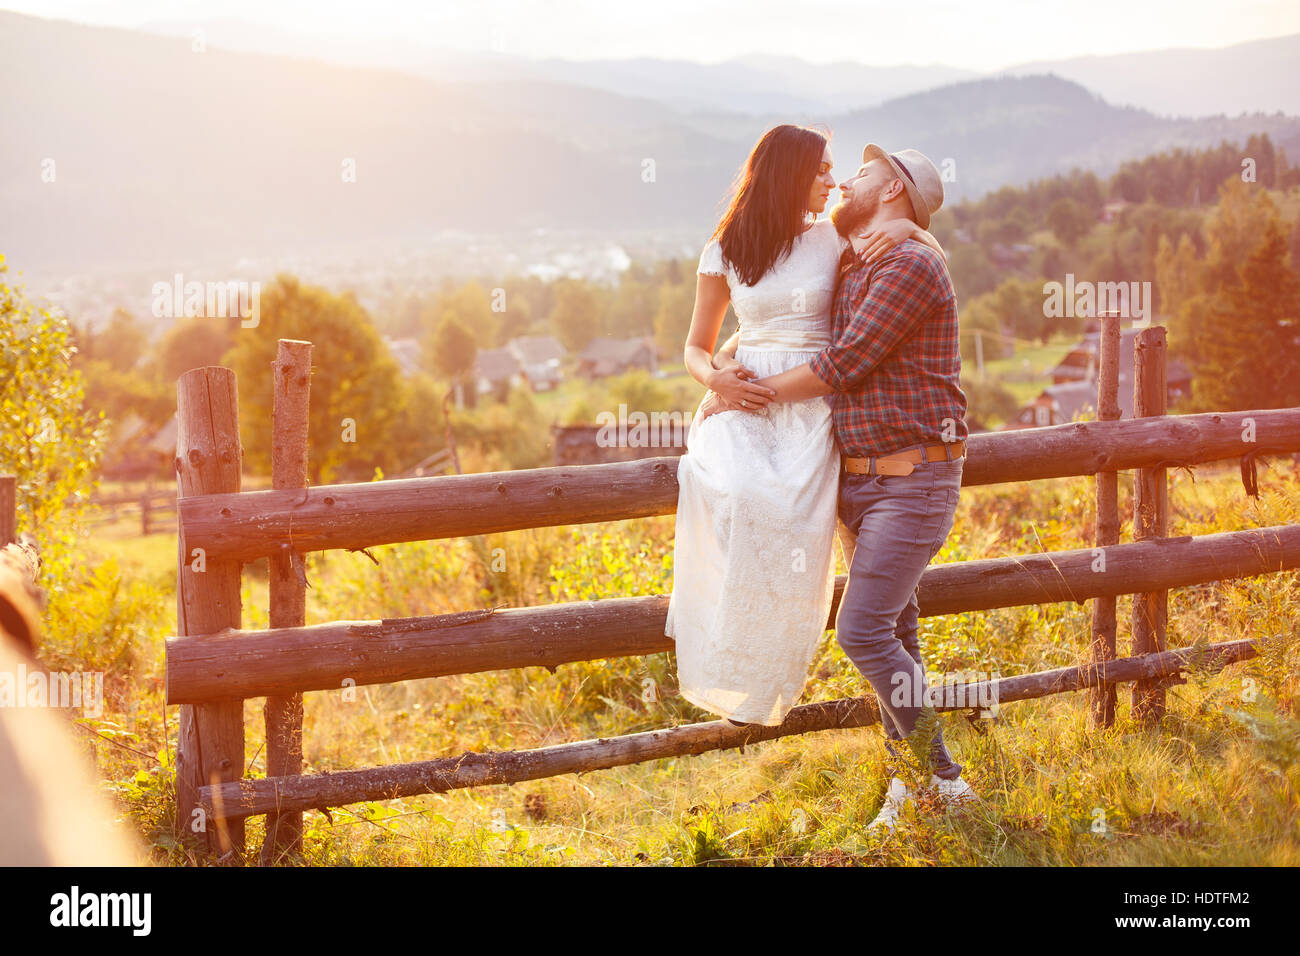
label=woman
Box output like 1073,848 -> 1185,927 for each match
665,124 -> 943,727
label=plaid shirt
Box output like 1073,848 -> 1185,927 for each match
809,238 -> 967,458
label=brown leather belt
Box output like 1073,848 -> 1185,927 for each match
843,440 -> 966,477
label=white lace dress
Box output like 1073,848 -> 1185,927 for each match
665,219 -> 846,726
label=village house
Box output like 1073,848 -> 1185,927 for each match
576,336 -> 658,379
507,335 -> 566,391
383,336 -> 423,377
1100,199 -> 1132,224
552,423 -> 686,465
473,347 -> 523,399
1002,324 -> 1192,430
103,412 -> 178,481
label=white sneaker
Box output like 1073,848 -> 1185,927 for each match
929,774 -> 977,806
867,777 -> 916,832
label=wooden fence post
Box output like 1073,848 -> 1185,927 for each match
1131,326 -> 1170,722
175,367 -> 245,857
1090,314 -> 1121,727
0,475 -> 15,546
262,340 -> 312,863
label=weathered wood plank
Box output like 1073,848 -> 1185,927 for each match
0,534 -> 42,655
263,340 -> 311,862
1090,314 -> 1122,728
167,524 -> 1300,704
199,638 -> 1259,820
175,366 -> 245,857
0,475 -> 15,546
1132,327 -> 1171,723
178,408 -> 1300,563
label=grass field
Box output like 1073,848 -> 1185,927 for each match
54,453 -> 1300,866
975,332 -> 1080,405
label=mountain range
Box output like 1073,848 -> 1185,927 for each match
2,10 -> 1297,274
134,18 -> 1300,119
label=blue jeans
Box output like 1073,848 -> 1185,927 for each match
834,454 -> 964,781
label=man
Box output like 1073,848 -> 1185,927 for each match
710,144 -> 974,831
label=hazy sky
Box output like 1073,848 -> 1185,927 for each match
5,0 -> 1300,69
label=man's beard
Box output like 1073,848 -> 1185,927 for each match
830,191 -> 878,238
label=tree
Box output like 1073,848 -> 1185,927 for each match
1177,221 -> 1300,412
927,210 -> 957,248
451,384 -> 551,472
1155,233 -> 1200,316
428,281 -> 498,350
224,274 -> 405,483
947,243 -> 999,299
386,291 -> 425,338
76,359 -> 170,438
1047,197 -> 1093,247
150,315 -> 238,385
607,278 -> 655,339
960,373 -> 1021,428
495,293 -> 533,346
76,307 -> 148,373
426,313 -> 478,391
0,257 -> 106,575
1243,133 -> 1278,187
1196,177 -> 1270,293
1031,242 -> 1070,286
986,277 -> 1057,344
653,280 -> 698,364
384,373 -> 447,472
63,308 -> 170,434
550,279 -> 601,354
958,296 -> 1011,364
607,369 -> 672,414
976,210 -> 1031,246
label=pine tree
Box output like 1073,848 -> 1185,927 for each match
1179,220 -> 1300,412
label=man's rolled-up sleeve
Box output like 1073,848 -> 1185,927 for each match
810,251 -> 941,392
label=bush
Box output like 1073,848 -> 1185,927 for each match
960,374 -> 1022,428
0,257 -> 107,576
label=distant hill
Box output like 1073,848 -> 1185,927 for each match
133,17 -> 982,115
1003,34 -> 1300,118
818,75 -> 1300,193
137,18 -> 1300,120
2,11 -> 1298,273
0,12 -> 744,272
512,54 -> 981,116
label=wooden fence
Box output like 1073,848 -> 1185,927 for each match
165,331 -> 1300,861
81,489 -> 177,536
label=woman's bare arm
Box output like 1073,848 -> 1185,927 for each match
855,221 -> 947,263
684,275 -> 772,407
714,329 -> 743,369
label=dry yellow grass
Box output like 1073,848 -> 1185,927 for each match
55,457 -> 1300,866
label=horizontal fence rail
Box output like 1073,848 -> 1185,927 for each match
166,524 -> 1300,704
199,638 -> 1260,820
178,408 -> 1300,563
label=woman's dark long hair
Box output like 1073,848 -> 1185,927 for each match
713,124 -> 828,286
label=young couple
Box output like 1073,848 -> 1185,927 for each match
664,125 -> 973,831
